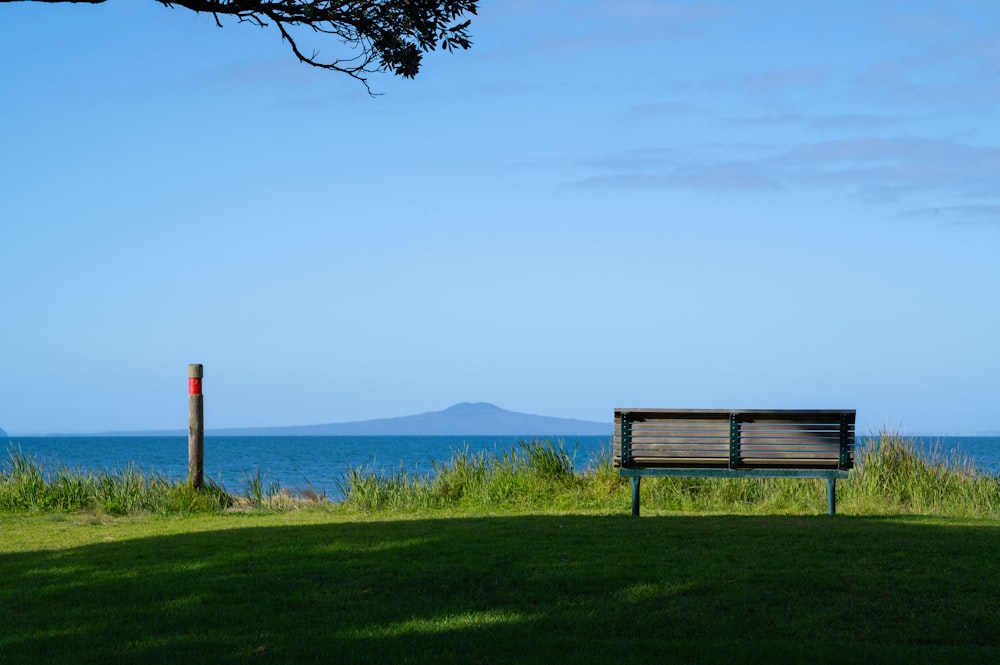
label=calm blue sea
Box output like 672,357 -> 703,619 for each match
4,435 -> 999,499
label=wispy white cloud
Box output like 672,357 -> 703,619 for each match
574,162 -> 781,191
880,10 -> 970,40
773,137 -> 1000,199
570,135 -> 1000,215
574,143 -> 779,191
586,0 -> 732,21
629,101 -> 700,118
851,40 -> 1000,107
722,113 -> 805,127
808,114 -> 901,131
722,113 -> 900,131
706,67 -> 829,94
502,0 -> 732,55
902,204 -> 1000,225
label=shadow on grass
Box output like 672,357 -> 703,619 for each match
2,515 -> 999,664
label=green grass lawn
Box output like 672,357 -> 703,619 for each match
2,509 -> 999,664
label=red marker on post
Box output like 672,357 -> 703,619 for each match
188,364 -> 204,489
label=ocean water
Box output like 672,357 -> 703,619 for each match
4,435 -> 999,500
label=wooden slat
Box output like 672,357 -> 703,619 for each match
631,449 -> 729,456
629,457 -> 730,467
630,447 -> 729,452
740,423 -> 844,431
631,432 -> 730,438
630,429 -> 732,436
630,433 -> 730,439
739,438 -> 841,446
617,409 -> 732,420
746,430 -> 847,436
740,458 -> 843,467
630,422 -> 732,429
740,447 -> 841,454
630,419 -> 733,426
630,437 -> 729,444
740,451 -> 839,458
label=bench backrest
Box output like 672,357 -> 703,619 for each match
614,409 -> 855,470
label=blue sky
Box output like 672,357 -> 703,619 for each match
2,1 -> 998,435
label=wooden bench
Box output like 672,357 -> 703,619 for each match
614,409 -> 856,515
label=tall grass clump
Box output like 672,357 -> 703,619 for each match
336,466 -> 426,511
636,475 -> 829,515
237,468 -> 330,511
575,444 -> 628,505
844,430 -> 1000,516
0,445 -> 48,510
0,445 -> 232,515
338,439 -> 582,512
243,467 -> 280,509
478,439 -> 578,507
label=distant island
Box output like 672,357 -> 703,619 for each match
70,403 -> 611,437
0,424 -> 7,438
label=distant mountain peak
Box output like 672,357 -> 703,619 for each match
209,402 -> 610,437
441,402 -> 506,415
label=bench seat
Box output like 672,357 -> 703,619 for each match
614,409 -> 856,515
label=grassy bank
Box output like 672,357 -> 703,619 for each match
337,432 -> 1000,518
2,510 -> 998,663
3,431 -> 999,517
0,445 -> 233,515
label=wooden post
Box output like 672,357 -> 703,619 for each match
188,363 -> 204,489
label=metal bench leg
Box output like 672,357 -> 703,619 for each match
631,476 -> 641,517
826,478 -> 836,515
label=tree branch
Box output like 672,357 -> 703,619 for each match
1,0 -> 479,91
